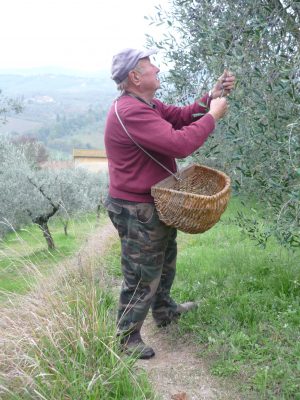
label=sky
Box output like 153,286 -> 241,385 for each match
1,0 -> 169,73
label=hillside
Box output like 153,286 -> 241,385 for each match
0,70 -> 117,157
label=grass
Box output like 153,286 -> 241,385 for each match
0,213 -> 103,298
174,197 -> 300,399
103,196 -> 300,399
0,212 -> 156,400
0,264 -> 155,399
1,197 -> 299,399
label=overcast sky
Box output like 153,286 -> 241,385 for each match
1,0 -> 169,72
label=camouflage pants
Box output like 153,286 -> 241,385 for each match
104,195 -> 178,334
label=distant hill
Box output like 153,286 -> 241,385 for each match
0,70 -> 116,96
0,71 -> 117,157
0,66 -> 110,77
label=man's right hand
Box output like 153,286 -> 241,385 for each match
208,97 -> 228,121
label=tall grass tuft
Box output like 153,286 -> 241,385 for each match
0,222 -> 155,400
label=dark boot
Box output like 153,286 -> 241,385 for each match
176,301 -> 198,314
120,331 -> 155,360
154,301 -> 198,327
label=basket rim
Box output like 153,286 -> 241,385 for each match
152,183 -> 230,200
151,164 -> 231,200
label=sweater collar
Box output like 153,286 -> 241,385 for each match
123,92 -> 156,109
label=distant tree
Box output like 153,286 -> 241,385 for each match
0,90 -> 23,123
12,135 -> 49,166
56,168 -> 107,235
0,138 -> 32,235
26,176 -> 61,250
0,137 -> 108,248
0,144 -> 60,249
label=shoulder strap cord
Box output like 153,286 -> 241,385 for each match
114,100 -> 179,180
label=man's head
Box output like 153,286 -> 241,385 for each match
111,48 -> 160,98
111,48 -> 157,84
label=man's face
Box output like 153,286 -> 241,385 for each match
136,57 -> 160,92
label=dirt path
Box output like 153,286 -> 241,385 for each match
85,221 -> 241,400
75,220 -> 118,265
138,320 -> 241,400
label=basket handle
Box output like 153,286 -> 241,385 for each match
114,100 -> 180,181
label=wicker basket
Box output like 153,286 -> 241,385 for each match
151,164 -> 231,234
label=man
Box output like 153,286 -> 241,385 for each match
104,48 -> 235,359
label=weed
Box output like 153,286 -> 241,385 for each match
0,222 -> 155,399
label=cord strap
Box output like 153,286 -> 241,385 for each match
114,100 -> 180,180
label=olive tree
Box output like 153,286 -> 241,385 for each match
0,138 -> 32,236
0,137 -> 108,249
56,167 -> 108,235
147,0 -> 300,247
12,135 -> 49,166
0,140 -> 61,249
0,90 -> 22,123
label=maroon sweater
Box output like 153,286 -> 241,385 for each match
104,93 -> 215,202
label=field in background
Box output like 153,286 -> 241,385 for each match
0,117 -> 42,134
0,71 -> 116,156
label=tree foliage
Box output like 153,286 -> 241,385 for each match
0,90 -> 23,123
147,0 -> 300,247
12,135 -> 49,166
0,137 -> 107,248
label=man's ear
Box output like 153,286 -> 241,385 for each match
128,70 -> 141,86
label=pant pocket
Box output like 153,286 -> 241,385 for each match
105,200 -> 126,237
104,197 -> 123,214
135,203 -> 155,224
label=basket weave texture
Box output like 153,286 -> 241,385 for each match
151,164 -> 231,234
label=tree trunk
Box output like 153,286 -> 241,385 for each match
97,204 -> 101,220
26,180 -> 60,249
64,220 -> 68,236
38,222 -> 55,250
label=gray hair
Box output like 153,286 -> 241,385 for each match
117,77 -> 129,91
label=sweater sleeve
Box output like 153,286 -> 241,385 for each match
153,94 -> 211,129
119,99 -> 215,159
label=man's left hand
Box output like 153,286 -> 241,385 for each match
211,69 -> 235,98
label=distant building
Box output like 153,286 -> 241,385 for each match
27,95 -> 55,104
73,149 -> 108,173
